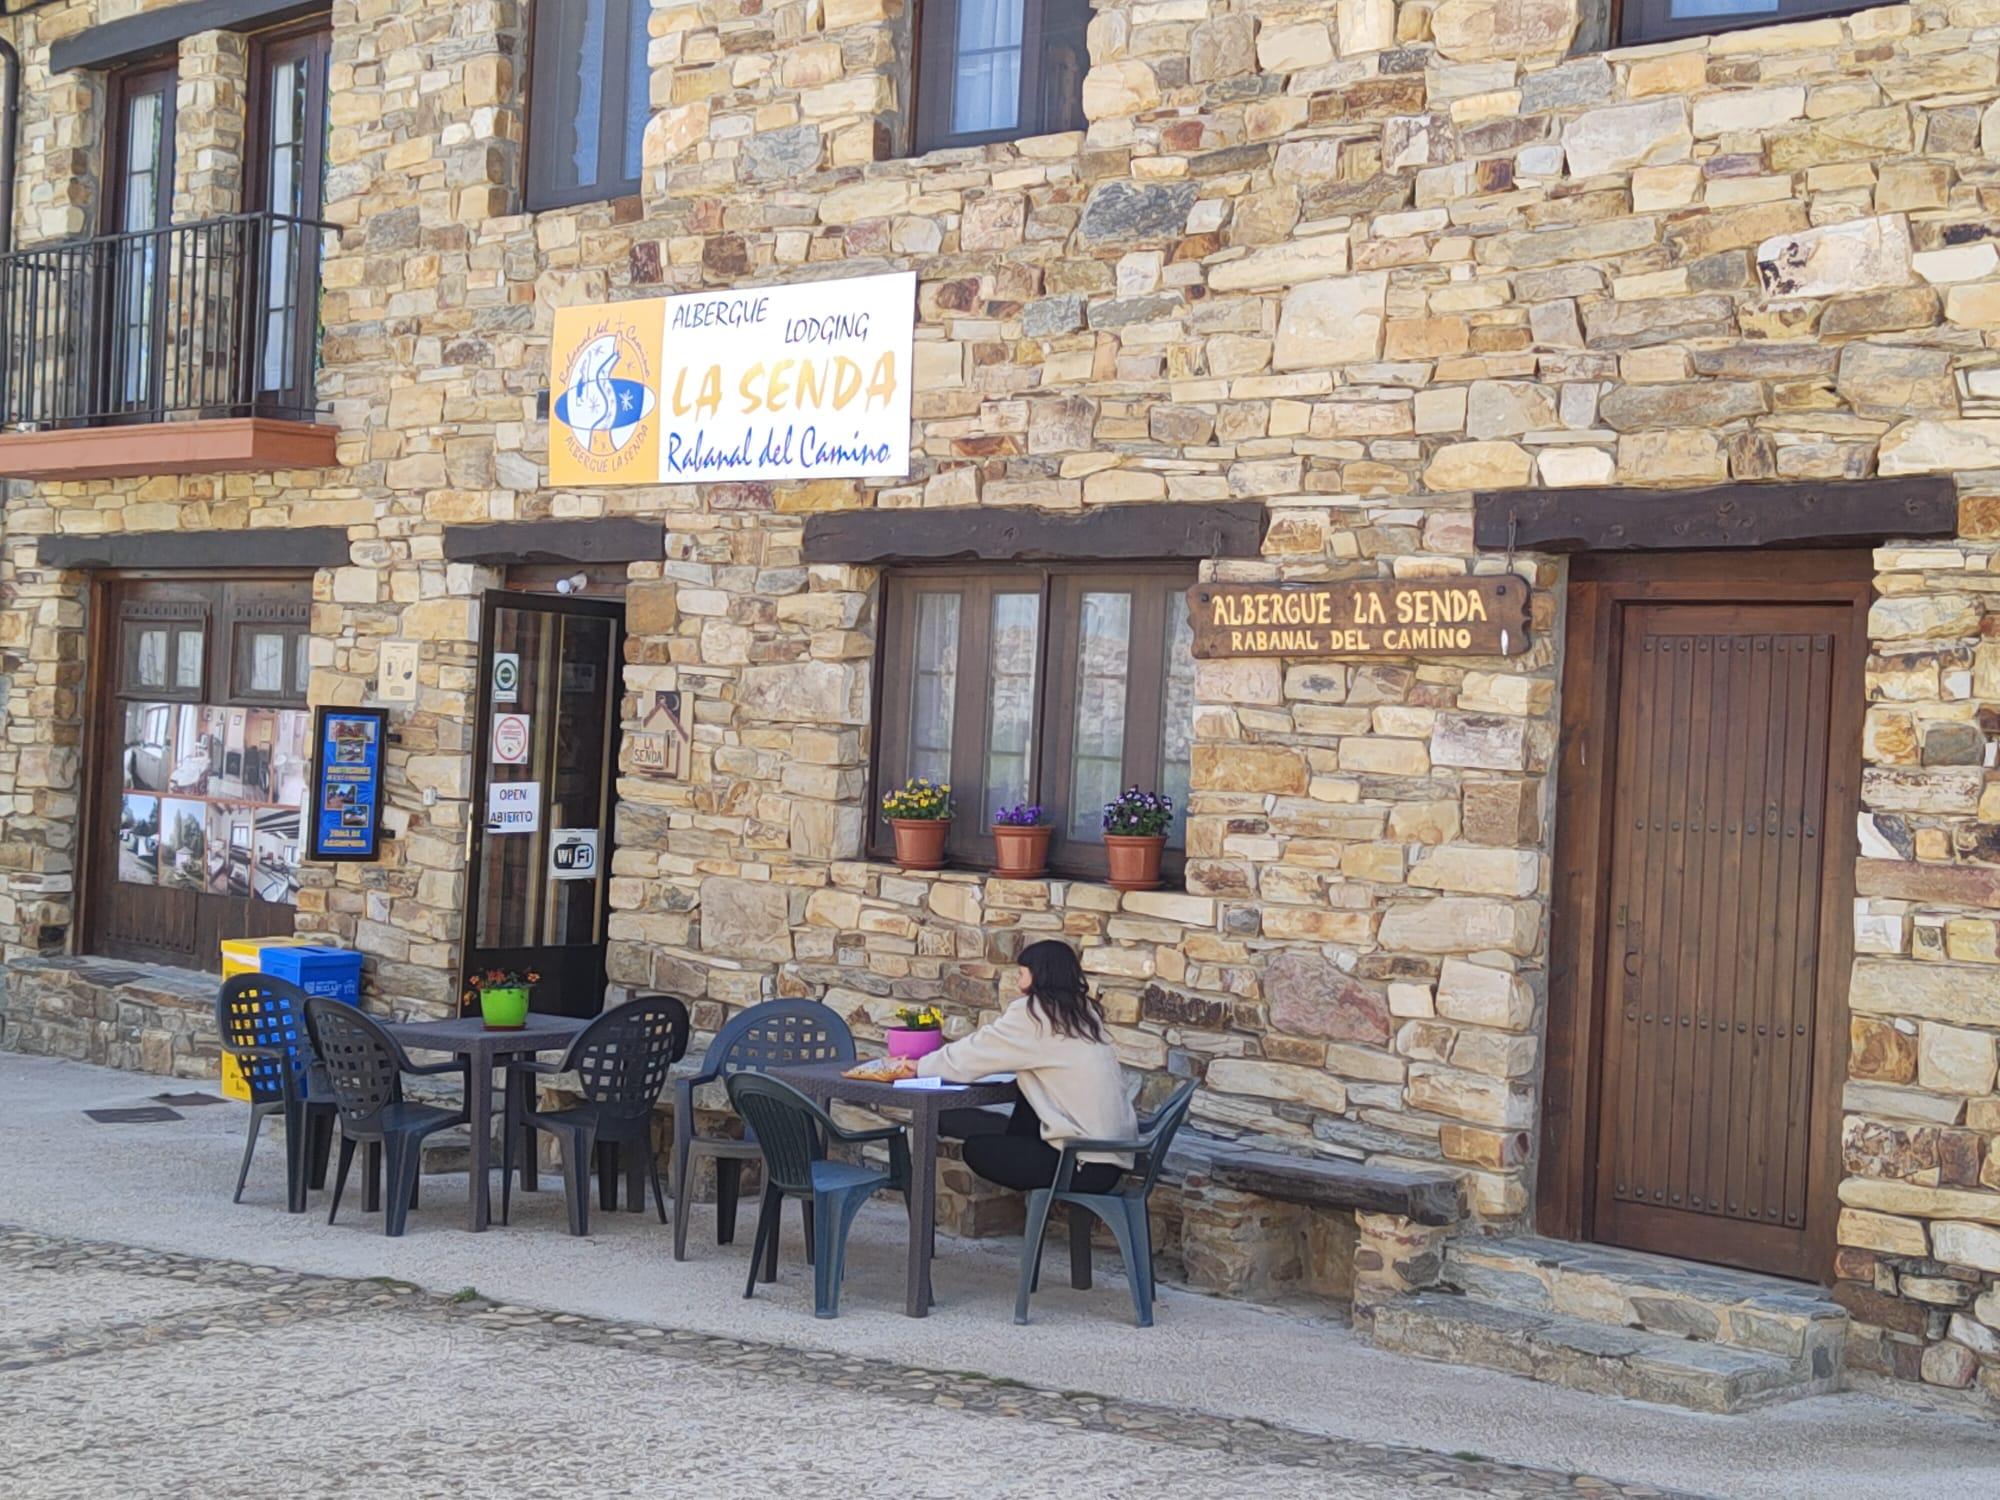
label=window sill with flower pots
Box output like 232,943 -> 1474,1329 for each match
866,779 -> 1189,900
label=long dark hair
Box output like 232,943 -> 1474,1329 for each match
1018,940 -> 1106,1044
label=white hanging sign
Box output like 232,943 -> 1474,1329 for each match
485,781 -> 541,834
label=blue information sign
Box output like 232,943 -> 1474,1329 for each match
309,706 -> 387,862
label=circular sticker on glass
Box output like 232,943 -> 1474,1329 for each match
491,712 -> 532,766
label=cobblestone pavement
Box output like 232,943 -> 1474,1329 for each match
0,1227 -> 1685,1500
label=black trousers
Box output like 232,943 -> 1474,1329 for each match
960,1096 -> 1123,1195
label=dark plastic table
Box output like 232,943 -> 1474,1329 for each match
387,1011 -> 590,1233
771,1060 -> 1018,1317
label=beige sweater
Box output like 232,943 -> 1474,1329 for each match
917,997 -> 1139,1166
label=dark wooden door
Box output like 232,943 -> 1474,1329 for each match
85,574 -> 313,970
461,590 -> 624,1019
1543,556 -> 1865,1282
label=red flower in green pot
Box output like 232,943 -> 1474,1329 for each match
465,967 -> 537,1029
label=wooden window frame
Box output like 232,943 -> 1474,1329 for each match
912,0 -> 1089,155
870,562 -> 1195,881
1614,0 -> 1873,46
225,591 -> 312,703
243,16 -> 331,219
118,597 -> 209,701
103,57 -> 178,238
524,0 -> 647,213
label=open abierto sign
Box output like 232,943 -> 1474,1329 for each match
1187,578 -> 1530,659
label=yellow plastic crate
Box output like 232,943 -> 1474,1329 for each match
219,936 -> 317,1100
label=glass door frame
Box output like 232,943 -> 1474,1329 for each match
461,587 -> 626,1020
99,58 -> 179,422
244,17 -> 332,419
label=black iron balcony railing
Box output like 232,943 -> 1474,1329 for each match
0,210 -> 330,431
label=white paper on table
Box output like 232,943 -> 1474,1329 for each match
891,1076 -> 965,1091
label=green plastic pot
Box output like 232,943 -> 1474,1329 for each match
479,985 -> 530,1030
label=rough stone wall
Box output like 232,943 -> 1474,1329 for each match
614,0 -> 2000,1393
0,0 -> 1999,1391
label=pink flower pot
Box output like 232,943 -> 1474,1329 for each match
886,1026 -> 944,1060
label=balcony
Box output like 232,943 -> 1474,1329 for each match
0,211 -> 339,481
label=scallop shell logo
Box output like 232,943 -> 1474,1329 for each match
554,328 -> 656,468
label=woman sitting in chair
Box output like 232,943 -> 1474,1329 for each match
881,939 -> 1137,1193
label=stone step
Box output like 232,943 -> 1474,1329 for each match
1444,1235 -> 1847,1367
1369,1292 -> 1840,1414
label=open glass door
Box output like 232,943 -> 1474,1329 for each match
463,590 -> 623,1018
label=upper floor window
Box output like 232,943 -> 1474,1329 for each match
526,0 -> 652,210
914,0 -> 1090,155
873,565 -> 1196,879
1619,0 -> 1858,45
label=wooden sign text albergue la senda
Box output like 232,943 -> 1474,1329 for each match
1188,578 -> 1529,659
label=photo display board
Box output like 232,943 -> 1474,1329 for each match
309,707 -> 387,862
116,702 -> 311,905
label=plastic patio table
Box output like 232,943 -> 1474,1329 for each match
387,1011 -> 590,1233
770,1060 -> 1018,1317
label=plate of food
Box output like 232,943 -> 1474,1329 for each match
842,1056 -> 914,1082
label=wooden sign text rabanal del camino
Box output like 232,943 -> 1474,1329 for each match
1188,579 -> 1530,659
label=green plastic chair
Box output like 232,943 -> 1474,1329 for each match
726,1072 -> 910,1319
1014,1079 -> 1198,1328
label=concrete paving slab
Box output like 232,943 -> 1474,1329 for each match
3,1053 -> 1996,1499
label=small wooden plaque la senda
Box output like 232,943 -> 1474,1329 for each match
1188,578 -> 1530,659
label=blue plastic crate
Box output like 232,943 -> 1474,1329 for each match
259,947 -> 362,1100
260,944 -> 363,1006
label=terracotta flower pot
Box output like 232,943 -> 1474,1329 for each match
1103,834 -> 1166,892
889,817 -> 950,871
479,985 -> 530,1030
886,1026 -> 945,1060
991,823 -> 1052,879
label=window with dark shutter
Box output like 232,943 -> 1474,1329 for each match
913,0 -> 1091,155
1618,0 -> 1864,46
526,0 -> 652,211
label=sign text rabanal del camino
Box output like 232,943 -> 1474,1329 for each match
549,271 -> 916,486
1188,579 -> 1530,658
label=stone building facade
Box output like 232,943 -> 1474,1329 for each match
4,0 -> 2000,1404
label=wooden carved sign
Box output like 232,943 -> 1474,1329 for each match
1187,578 -> 1530,659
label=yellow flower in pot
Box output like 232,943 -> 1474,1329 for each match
882,776 -> 952,870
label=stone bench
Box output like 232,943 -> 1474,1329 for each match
1163,1132 -> 1466,1309
936,1104 -> 1466,1310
